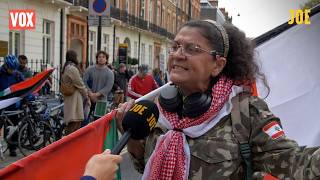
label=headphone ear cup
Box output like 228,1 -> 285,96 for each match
182,92 -> 212,118
159,85 -> 182,113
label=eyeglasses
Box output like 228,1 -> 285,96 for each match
169,42 -> 219,57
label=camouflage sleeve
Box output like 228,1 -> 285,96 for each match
249,96 -> 320,179
128,140 -> 146,174
128,126 -> 164,174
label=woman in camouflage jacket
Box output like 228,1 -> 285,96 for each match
116,20 -> 320,180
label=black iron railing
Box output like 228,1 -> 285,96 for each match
110,7 -> 174,39
63,3 -> 174,39
64,0 -> 88,8
73,0 -> 88,8
64,0 -> 73,4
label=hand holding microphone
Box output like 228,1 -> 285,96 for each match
112,100 -> 159,155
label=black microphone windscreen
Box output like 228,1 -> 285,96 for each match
122,100 -> 159,140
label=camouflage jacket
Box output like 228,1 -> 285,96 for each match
130,96 -> 320,179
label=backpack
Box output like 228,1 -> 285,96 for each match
231,92 -> 253,180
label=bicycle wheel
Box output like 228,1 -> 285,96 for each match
34,121 -> 56,149
18,121 -> 56,156
50,115 -> 65,140
3,119 -> 19,146
0,129 -> 8,160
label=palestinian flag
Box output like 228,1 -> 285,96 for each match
0,110 -> 118,180
0,68 -> 55,110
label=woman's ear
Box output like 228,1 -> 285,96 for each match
211,56 -> 227,77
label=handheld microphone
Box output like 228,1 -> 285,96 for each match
111,100 -> 159,154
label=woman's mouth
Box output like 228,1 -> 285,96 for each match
172,65 -> 188,71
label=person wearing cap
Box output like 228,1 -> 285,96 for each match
113,63 -> 130,103
127,64 -> 158,100
0,55 -> 24,156
115,20 -> 320,179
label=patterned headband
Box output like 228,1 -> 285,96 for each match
203,20 -> 229,58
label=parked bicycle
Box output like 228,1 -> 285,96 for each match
0,108 -> 26,158
17,98 -> 56,156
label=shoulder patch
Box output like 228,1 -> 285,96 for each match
263,121 -> 285,139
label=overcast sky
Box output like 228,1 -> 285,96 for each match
218,0 -> 309,38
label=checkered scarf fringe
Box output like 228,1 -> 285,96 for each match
145,76 -> 233,180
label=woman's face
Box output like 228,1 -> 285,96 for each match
168,26 -> 223,95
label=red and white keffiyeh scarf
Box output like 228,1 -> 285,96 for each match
142,76 -> 238,180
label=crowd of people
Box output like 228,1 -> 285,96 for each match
60,49 -> 167,135
0,50 -> 165,157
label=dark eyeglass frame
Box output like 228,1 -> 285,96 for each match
169,42 -> 221,57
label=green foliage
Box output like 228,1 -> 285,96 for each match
131,58 -> 139,65
126,57 -> 138,65
301,0 -> 320,9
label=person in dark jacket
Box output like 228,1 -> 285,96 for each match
17,55 -> 32,79
0,55 -> 24,157
113,63 -> 130,103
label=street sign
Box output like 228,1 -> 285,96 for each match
88,0 -> 111,27
118,43 -> 128,64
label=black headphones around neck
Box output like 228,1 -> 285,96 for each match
159,79 -> 217,118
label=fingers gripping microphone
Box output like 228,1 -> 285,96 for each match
111,100 -> 159,154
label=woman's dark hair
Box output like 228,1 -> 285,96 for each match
62,50 -> 78,73
95,51 -> 109,64
66,50 -> 78,65
180,20 -> 270,96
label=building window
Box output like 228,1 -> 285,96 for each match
141,43 -> 145,64
102,34 -> 109,54
162,7 -> 166,27
141,0 -> 145,19
149,0 -> 153,23
167,12 -> 170,32
157,5 -> 161,25
126,0 -> 130,14
88,31 -> 96,65
9,31 -> 21,56
134,41 -> 138,58
43,20 -> 54,64
116,0 -> 120,7
148,45 -> 153,67
81,26 -> 84,37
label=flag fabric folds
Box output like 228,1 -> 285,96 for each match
0,110 -> 116,180
0,68 -> 55,110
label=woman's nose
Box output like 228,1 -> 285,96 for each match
170,49 -> 187,60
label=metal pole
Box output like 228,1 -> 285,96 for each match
138,32 -> 141,64
59,8 -> 64,68
188,0 -> 191,20
112,0 -> 116,64
97,16 -> 102,51
113,24 -> 116,64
